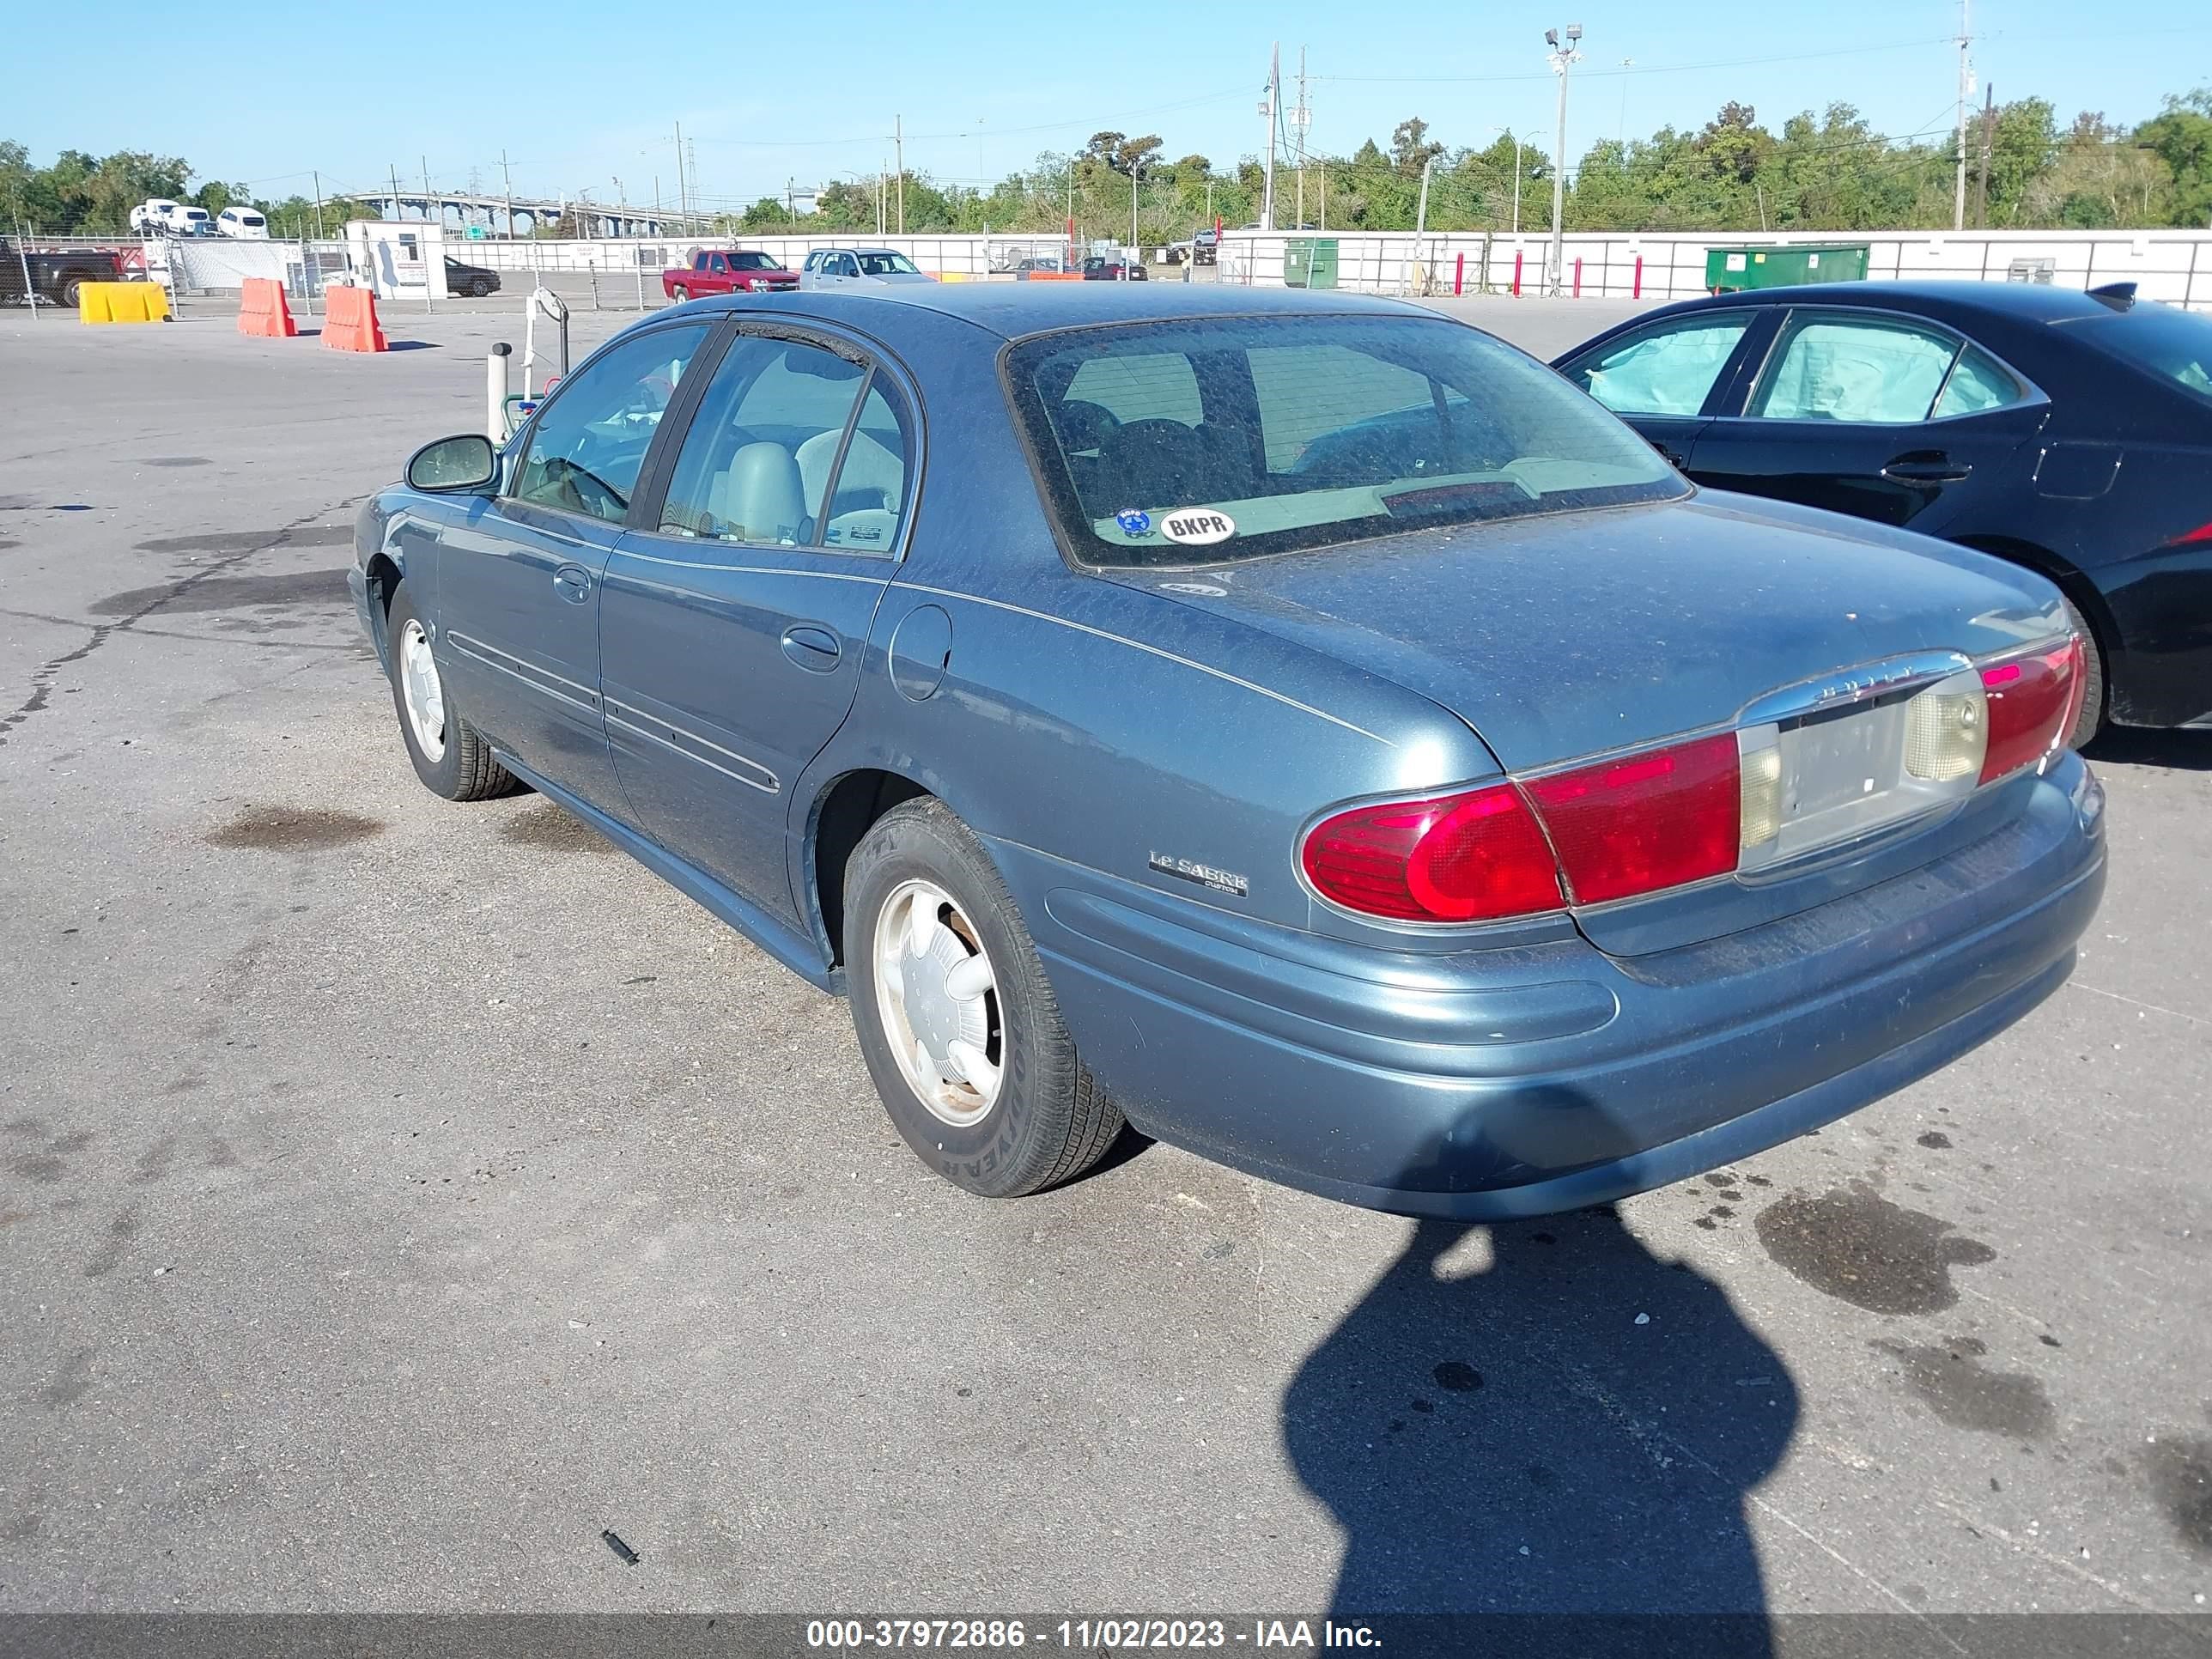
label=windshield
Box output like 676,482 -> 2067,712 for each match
731,252 -> 784,270
2058,299 -> 2212,404
860,252 -> 920,276
1005,314 -> 1684,568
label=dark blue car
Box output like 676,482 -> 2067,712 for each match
1555,280 -> 2212,739
351,285 -> 2106,1218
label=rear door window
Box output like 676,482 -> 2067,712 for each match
1748,314 -> 1964,423
656,332 -> 911,550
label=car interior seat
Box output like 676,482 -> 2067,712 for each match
704,442 -> 810,545
795,427 -> 906,551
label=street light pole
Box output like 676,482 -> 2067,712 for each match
1544,23 -> 1583,296
1129,161 -> 1140,275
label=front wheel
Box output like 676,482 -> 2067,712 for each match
385,582 -> 521,801
844,799 -> 1124,1198
668,284 -> 688,303
470,277 -> 492,297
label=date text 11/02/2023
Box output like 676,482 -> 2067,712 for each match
804,1619 -> 1380,1649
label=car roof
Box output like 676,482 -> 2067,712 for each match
680,282 -> 1433,341
1653,279 -> 2137,325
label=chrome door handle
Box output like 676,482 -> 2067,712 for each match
781,624 -> 842,671
552,565 -> 593,603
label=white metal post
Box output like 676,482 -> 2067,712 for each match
486,343 -> 511,441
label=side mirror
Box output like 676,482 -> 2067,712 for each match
406,433 -> 498,494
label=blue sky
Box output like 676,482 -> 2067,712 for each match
8,0 -> 2210,209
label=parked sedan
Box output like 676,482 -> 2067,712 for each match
443,257 -> 501,298
1557,281 -> 2212,737
801,247 -> 937,289
351,286 -> 2103,1217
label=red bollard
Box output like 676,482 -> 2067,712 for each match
1572,257 -> 1583,298
1511,250 -> 1524,296
1454,252 -> 1465,296
1632,255 -> 1644,300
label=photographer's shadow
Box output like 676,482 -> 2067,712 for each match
1284,1182 -> 1796,1626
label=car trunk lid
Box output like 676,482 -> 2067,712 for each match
1106,493 -> 2069,952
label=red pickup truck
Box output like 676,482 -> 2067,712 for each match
663,249 -> 799,301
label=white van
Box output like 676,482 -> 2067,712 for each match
216,205 -> 269,239
129,199 -> 215,236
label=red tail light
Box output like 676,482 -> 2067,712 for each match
1979,637 -> 2081,784
1302,732 -> 1743,923
1301,783 -> 1562,923
1523,732 -> 1741,905
2169,520 -> 2212,547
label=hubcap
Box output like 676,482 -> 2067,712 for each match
398,617 -> 447,763
872,879 -> 1003,1127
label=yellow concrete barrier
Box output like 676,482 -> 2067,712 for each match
79,283 -> 170,324
932,270 -> 972,283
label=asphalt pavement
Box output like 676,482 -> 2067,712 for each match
1,295 -> 2208,1628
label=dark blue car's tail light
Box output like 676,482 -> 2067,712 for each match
1522,732 -> 1742,906
1302,784 -> 1563,923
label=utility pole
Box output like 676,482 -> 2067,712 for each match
421,157 -> 433,229
1976,82 -> 1996,228
1260,42 -> 1279,231
1318,160 -> 1325,231
1544,24 -> 1583,296
389,164 -> 402,222
1292,46 -> 1310,230
1413,155 -> 1433,295
674,123 -> 688,225
1507,129 -> 1522,234
1129,161 -> 1140,272
1954,0 -> 1972,232
502,150 -> 514,240
613,178 -> 623,236
313,170 -> 325,240
895,113 -> 905,234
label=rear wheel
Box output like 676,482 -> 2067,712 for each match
844,799 -> 1123,1198
385,582 -> 521,801
2062,595 -> 2106,746
58,277 -> 84,309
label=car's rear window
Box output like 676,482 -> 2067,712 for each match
2057,299 -> 2212,404
1005,314 -> 1683,568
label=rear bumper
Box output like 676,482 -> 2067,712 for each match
995,753 -> 2106,1218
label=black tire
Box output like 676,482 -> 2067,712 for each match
844,799 -> 1124,1198
471,278 -> 492,297
669,284 -> 689,303
384,581 -> 521,801
58,278 -> 84,309
2061,594 -> 2106,747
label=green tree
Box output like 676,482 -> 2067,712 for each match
2137,88 -> 2212,225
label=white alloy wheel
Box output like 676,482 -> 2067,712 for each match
398,617 -> 447,763
872,878 -> 1004,1126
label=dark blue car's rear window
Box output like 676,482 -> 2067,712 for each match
1004,314 -> 1684,568
2057,299 -> 2212,405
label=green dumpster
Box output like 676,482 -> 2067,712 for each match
1704,242 -> 1869,295
1284,237 -> 1340,290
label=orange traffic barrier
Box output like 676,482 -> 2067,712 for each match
237,276 -> 297,338
321,284 -> 387,353
1024,270 -> 1086,282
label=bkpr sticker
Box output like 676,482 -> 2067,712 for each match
1159,509 -> 1236,546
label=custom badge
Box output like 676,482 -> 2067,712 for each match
1149,852 -> 1249,897
1115,508 -> 1152,537
1159,509 -> 1236,546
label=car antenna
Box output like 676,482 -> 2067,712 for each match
2086,281 -> 2137,308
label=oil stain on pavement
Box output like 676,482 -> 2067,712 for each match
2145,1436 -> 2212,1558
1870,1336 -> 2055,1438
498,801 -> 615,855
92,570 -> 351,615
206,805 -> 386,854
1753,1182 -> 1996,1314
